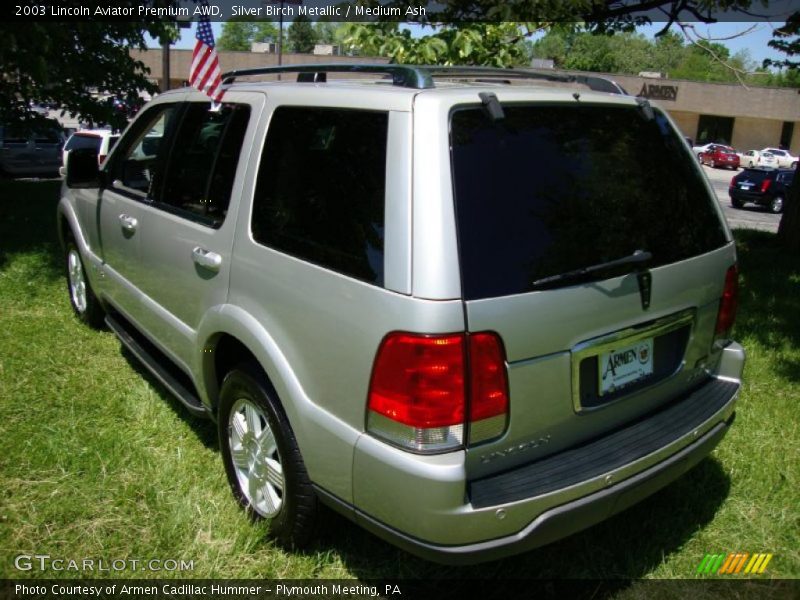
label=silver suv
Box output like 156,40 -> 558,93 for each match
59,65 -> 744,564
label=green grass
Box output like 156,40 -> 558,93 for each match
0,181 -> 797,589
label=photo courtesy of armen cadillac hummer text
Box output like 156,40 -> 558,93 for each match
59,64 -> 744,564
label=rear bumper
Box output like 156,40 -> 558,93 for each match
355,415 -> 733,564
344,342 -> 744,564
729,189 -> 770,205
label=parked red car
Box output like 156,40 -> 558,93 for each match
700,145 -> 740,170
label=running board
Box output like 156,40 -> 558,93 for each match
105,314 -> 210,419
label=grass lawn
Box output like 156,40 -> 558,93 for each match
0,180 -> 797,589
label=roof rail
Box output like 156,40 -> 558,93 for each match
221,64 -> 434,89
219,64 -> 627,94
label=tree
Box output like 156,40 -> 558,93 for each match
314,22 -> 342,46
0,9 -> 177,129
218,20 -> 279,52
344,23 -> 533,66
767,13 -> 800,253
287,15 -> 317,54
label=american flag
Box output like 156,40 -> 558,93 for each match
189,3 -> 224,103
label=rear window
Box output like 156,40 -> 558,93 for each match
451,104 -> 728,300
65,134 -> 101,152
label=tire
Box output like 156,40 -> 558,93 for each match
218,364 -> 318,549
731,197 -> 744,209
64,233 -> 105,328
792,161 -> 798,170
769,196 -> 784,214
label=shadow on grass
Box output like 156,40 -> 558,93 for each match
119,346 -> 219,451
303,457 -> 730,590
0,180 -> 63,278
734,229 -> 800,382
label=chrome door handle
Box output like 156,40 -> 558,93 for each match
118,214 -> 138,232
192,246 -> 222,272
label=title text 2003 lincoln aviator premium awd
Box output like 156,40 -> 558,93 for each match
59,65 -> 743,564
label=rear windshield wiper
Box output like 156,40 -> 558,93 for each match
531,249 -> 652,290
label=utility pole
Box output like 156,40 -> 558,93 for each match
160,32 -> 171,92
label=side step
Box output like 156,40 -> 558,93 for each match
105,314 -> 210,419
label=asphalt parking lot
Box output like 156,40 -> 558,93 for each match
701,163 -> 781,233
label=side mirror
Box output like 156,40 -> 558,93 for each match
66,148 -> 103,189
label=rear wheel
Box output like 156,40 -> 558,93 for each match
769,196 -> 784,214
65,234 -> 104,328
219,364 -> 318,549
731,197 -> 744,209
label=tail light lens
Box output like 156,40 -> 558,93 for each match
468,333 -> 509,444
98,154 -> 107,165
761,178 -> 772,193
729,176 -> 736,188
715,265 -> 739,337
367,332 -> 508,453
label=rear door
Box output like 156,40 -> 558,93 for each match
448,102 -> 735,477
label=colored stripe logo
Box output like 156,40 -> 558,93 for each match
696,553 -> 773,575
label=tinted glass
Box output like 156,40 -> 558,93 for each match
160,103 -> 251,226
110,105 -> 178,197
65,134 -> 101,152
451,104 -> 728,300
252,107 -> 388,285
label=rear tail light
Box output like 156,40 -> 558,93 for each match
715,265 -> 739,337
468,333 -> 510,444
367,332 -> 508,453
98,154 -> 107,165
729,176 -> 736,188
761,179 -> 772,193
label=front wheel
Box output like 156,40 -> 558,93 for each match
769,196 -> 784,214
219,365 -> 318,549
65,235 -> 105,328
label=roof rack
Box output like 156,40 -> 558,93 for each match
219,64 -> 627,94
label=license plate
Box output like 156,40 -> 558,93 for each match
739,184 -> 752,190
599,338 -> 654,395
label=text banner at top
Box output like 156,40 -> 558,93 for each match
4,0 -> 798,23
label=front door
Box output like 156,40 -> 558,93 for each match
98,102 -> 182,330
134,94 -> 261,367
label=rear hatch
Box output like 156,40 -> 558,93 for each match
450,102 -> 735,478
732,168 -> 773,199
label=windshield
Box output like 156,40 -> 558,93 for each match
450,104 -> 728,300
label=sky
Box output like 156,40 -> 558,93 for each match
155,20 -> 790,68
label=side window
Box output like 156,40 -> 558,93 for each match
159,103 -> 251,227
110,105 -> 179,198
251,107 -> 388,285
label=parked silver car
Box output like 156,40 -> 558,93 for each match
58,65 -> 744,564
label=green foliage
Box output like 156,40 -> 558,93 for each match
344,23 -> 533,67
530,28 -> 796,87
314,22 -> 346,46
287,15 -> 317,54
0,14 -> 177,128
765,12 -> 799,70
218,20 -> 279,52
